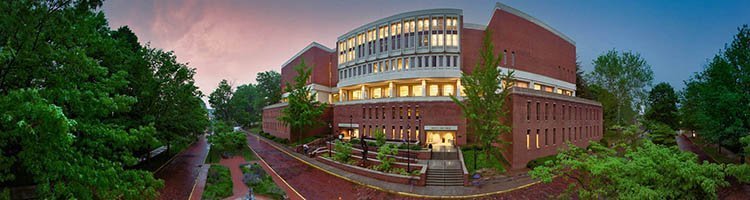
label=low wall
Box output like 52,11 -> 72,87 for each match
315,151 -> 427,186
457,148 -> 470,186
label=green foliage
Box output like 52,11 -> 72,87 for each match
208,131 -> 247,155
0,1 -> 207,198
461,148 -> 505,174
229,84 -> 260,127
209,80 -> 234,122
278,60 -> 327,142
587,49 -> 654,126
526,154 -> 557,169
333,140 -> 353,163
375,144 -> 399,172
645,121 -> 677,146
530,141 -> 730,199
255,70 -> 282,108
202,165 -> 233,200
645,82 -> 679,129
725,164 -> 750,183
681,25 -> 750,153
242,164 -> 286,199
397,143 -> 422,150
575,60 -> 596,100
741,135 -> 750,160
373,129 -> 386,147
451,30 -> 514,166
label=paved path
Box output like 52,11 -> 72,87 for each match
246,133 -> 569,199
219,156 -> 251,199
676,134 -> 713,162
156,135 -> 209,200
676,134 -> 750,199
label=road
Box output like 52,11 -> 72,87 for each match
155,135 -> 209,200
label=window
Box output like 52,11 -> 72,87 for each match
362,107 -> 365,119
516,81 -> 529,88
399,85 -> 409,97
562,105 -> 565,120
429,84 -> 439,96
399,107 -> 403,119
503,50 -> 507,65
374,107 -> 378,119
417,57 -> 422,67
553,104 -> 557,120
397,58 -> 403,70
536,102 -> 540,120
391,107 -> 395,119
443,84 -> 454,96
372,88 -> 382,99
431,56 -> 437,67
545,103 -> 549,120
553,128 -> 556,145
392,126 -> 396,139
526,130 -> 531,149
526,101 -> 531,121
415,106 -> 420,119
512,51 -> 516,66
439,55 -> 444,67
382,106 -> 386,119
534,84 -> 542,90
412,85 -> 423,96
536,129 -> 540,148
407,107 -> 412,119
545,129 -> 548,146
399,126 -> 403,139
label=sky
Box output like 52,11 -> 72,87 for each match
101,0 -> 750,101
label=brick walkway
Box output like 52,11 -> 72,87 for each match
246,132 -> 570,199
156,135 -> 209,200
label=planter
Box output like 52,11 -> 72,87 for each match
316,151 -> 427,186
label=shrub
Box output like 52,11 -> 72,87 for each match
375,144 -> 398,172
334,140 -> 353,163
373,129 -> 386,147
398,143 -> 422,150
526,154 -> 557,169
208,131 -> 247,154
202,165 -> 232,200
349,138 -> 361,145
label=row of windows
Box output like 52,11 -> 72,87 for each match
360,105 -> 421,120
525,101 -> 600,122
341,81 -> 461,101
339,54 -> 460,80
338,15 -> 460,64
525,126 -> 600,150
358,125 -> 421,141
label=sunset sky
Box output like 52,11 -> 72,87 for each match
102,0 -> 750,102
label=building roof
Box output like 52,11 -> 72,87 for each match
494,2 -> 576,45
280,42 -> 334,69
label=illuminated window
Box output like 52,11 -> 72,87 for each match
412,85 -> 423,96
534,84 -> 542,90
372,88 -> 382,99
399,85 -> 409,97
407,107 -> 412,119
429,84 -> 439,96
516,81 -> 529,88
526,130 -> 530,149
443,84 -> 454,96
397,58 -> 403,70
351,90 -> 361,100
460,84 -> 466,96
536,129 -> 540,148
544,86 -> 554,93
405,57 -> 411,69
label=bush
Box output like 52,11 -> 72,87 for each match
349,138 -> 361,145
375,144 -> 398,172
398,143 -> 422,150
208,131 -> 247,154
526,154 -> 557,169
334,140 -> 353,163
462,148 -> 505,174
202,165 -> 232,200
373,129 -> 386,147
241,163 -> 286,199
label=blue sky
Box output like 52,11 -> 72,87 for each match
103,0 -> 750,93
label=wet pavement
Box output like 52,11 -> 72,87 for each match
676,134 -> 713,162
155,135 -> 209,200
245,133 -> 570,199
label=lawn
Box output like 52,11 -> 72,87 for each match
206,146 -> 257,164
202,165 -> 233,200
241,163 -> 286,199
462,149 -> 505,174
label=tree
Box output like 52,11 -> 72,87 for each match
575,60 -> 595,100
681,25 -> 750,153
333,140 -> 353,163
229,84 -> 260,127
209,80 -> 234,122
451,30 -> 514,171
255,70 -> 282,107
645,121 -> 677,146
278,60 -> 327,142
587,50 -> 654,126
207,131 -> 247,155
375,144 -> 398,172
645,82 -> 679,129
530,140 -> 729,199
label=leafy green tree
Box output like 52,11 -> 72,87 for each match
333,140 -> 353,163
209,80 -> 234,122
208,131 -> 247,155
587,50 -> 654,126
278,60 -> 327,142
575,60 -> 595,100
373,129 -> 386,147
645,121 -> 677,146
681,25 -> 749,153
530,140 -> 729,199
229,84 -> 260,127
451,30 -> 514,171
645,82 -> 679,129
375,144 -> 398,172
255,70 -> 282,107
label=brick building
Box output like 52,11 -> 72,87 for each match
262,2 -> 602,169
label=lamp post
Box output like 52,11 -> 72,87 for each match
328,123 -> 333,157
406,123 -> 411,172
349,115 -> 353,139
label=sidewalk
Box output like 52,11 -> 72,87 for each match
156,135 -> 209,200
246,132 -> 569,199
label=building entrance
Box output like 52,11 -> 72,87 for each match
426,131 -> 455,151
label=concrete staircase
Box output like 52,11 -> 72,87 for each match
431,151 -> 459,160
425,168 -> 464,186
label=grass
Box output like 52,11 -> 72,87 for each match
692,137 -> 739,164
202,165 -> 233,200
462,149 -> 505,174
526,154 -> 558,169
292,135 -> 323,146
241,163 -> 286,199
206,146 -> 257,164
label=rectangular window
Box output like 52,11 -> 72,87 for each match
438,55 -> 444,67
372,88 -> 382,99
415,106 -> 420,119
399,107 -> 403,119
545,129 -> 548,146
536,102 -> 540,120
526,101 -> 531,121
431,56 -> 437,67
536,129 -> 540,149
407,107 -> 412,119
545,103 -> 549,120
412,85 -> 423,96
552,104 -> 556,120
526,130 -> 531,150
553,128 -> 556,145
443,84 -> 454,96
429,84 -> 439,96
399,85 -> 409,97
391,107 -> 395,119
417,57 -> 422,67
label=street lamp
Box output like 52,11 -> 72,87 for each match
328,123 -> 333,157
349,114 -> 353,139
406,122 -> 411,172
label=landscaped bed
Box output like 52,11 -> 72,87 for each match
316,150 -> 427,186
206,145 -> 256,164
241,163 -> 286,199
202,165 -> 233,200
